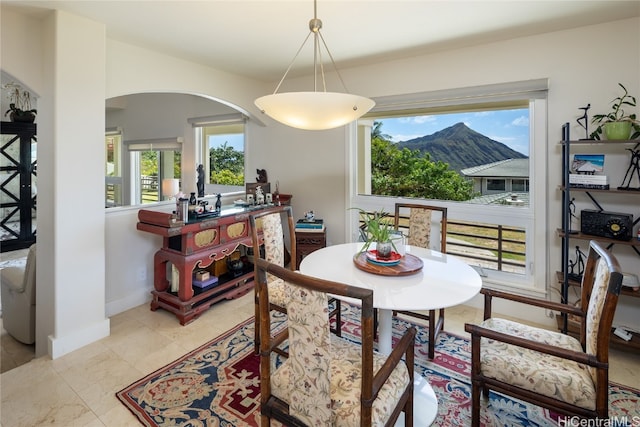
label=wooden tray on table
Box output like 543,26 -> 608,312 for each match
352,252 -> 423,276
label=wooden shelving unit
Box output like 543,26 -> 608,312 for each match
558,123 -> 640,353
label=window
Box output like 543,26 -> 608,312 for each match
487,179 -> 506,191
190,113 -> 247,195
512,179 -> 529,192
124,137 -> 183,205
105,129 -> 123,207
349,80 -> 548,292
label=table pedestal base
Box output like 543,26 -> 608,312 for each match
395,375 -> 438,426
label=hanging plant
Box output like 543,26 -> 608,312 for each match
3,83 -> 37,123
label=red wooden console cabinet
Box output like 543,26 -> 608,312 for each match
136,206 -> 273,325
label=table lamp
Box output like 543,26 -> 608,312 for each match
162,178 -> 180,200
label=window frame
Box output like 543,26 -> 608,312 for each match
190,113 -> 247,195
346,80 -> 548,294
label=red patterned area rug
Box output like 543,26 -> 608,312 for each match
117,305 -> 640,426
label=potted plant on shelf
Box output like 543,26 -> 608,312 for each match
351,208 -> 397,259
590,83 -> 639,140
3,83 -> 37,123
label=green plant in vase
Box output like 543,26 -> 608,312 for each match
351,207 -> 397,259
590,83 -> 639,140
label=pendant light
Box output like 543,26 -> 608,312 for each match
254,0 -> 375,130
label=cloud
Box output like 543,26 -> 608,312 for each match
391,134 -> 422,142
399,115 -> 436,125
511,116 -> 529,126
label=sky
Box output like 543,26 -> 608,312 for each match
206,108 -> 531,157
377,108 -> 530,156
209,134 -> 244,152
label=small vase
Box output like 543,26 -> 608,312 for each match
376,241 -> 393,260
603,122 -> 632,140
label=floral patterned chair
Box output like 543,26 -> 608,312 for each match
249,206 -> 341,356
393,203 -> 448,359
465,240 -> 623,425
255,257 -> 416,427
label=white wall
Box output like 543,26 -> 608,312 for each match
3,2 -> 639,356
106,16 -> 640,330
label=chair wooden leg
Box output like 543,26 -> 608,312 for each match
254,293 -> 260,355
471,379 -> 481,427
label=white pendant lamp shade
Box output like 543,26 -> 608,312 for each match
254,0 -> 375,130
255,91 -> 375,131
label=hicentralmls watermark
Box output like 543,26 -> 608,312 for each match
557,416 -> 640,427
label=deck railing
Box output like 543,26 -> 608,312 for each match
361,213 -> 527,275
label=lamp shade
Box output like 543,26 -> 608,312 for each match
162,178 -> 180,199
255,91 -> 375,130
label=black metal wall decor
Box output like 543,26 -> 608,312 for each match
576,104 -> 591,140
619,143 -> 640,191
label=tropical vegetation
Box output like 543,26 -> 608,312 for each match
209,142 -> 244,185
370,122 -> 475,200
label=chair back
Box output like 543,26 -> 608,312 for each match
249,206 -> 296,280
394,203 -> 447,252
255,257 -> 377,426
285,272 -> 333,424
579,241 -> 623,382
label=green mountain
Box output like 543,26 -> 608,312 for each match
396,122 -> 527,172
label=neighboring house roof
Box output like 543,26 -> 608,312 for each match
461,159 -> 529,178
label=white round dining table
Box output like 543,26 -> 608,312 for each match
299,241 -> 482,426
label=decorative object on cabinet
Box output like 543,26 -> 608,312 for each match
619,143 -> 640,190
590,83 -> 640,140
245,182 -> 271,201
255,168 -> 268,183
559,122 -> 640,353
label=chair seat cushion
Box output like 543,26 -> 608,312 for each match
271,335 -> 410,426
479,318 -> 596,410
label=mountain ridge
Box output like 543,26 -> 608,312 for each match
396,122 -> 527,172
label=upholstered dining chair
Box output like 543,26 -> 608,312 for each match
464,240 -> 623,425
249,206 -> 341,356
393,202 -> 447,359
255,257 -> 416,427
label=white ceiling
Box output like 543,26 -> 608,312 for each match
5,1 -> 640,83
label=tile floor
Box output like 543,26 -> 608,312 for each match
1,292 -> 640,426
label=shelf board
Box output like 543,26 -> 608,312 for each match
556,315 -> 640,351
557,229 -> 640,247
556,271 -> 640,298
559,140 -> 640,146
559,185 -> 640,195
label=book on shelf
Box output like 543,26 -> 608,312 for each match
296,225 -> 325,233
296,218 -> 324,228
569,183 -> 610,190
569,173 -> 609,185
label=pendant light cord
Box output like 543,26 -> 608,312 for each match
270,0 -> 351,96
